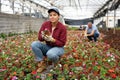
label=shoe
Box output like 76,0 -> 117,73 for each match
37,61 -> 46,73
47,63 -> 54,70
34,58 -> 42,62
34,57 -> 42,62
37,61 -> 46,67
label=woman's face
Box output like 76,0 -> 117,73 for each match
49,11 -> 59,23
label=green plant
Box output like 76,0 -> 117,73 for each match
0,33 -> 7,39
100,67 -> 107,78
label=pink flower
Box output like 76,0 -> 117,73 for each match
95,62 -> 98,65
11,76 -> 18,80
82,63 -> 86,68
30,47 -> 32,50
0,69 -> 6,72
36,75 -> 40,78
107,53 -> 111,57
69,72 -> 73,75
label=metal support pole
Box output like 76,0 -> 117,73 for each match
12,1 -> 15,14
113,0 -> 116,34
22,3 -> 24,14
0,0 -> 1,12
106,4 -> 109,31
34,9 -> 37,18
29,7 -> 31,17
106,10 -> 109,31
113,9 -> 116,34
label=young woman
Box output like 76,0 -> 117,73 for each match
31,8 -> 67,65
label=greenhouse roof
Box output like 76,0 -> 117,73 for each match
32,0 -> 118,19
1,0 -> 119,19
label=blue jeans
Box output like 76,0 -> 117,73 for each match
31,41 -> 64,62
87,33 -> 99,42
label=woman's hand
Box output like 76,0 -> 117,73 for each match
41,31 -> 55,42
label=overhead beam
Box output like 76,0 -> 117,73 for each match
94,0 -> 112,17
94,0 -> 120,19
109,0 -> 120,11
28,0 -> 48,10
19,0 -> 49,17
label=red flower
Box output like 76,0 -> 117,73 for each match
111,73 -> 116,79
31,70 -> 37,75
0,50 -> 1,52
108,69 -> 114,73
72,48 -> 76,52
2,66 -> 7,69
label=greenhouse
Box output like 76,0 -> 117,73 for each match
0,0 -> 120,79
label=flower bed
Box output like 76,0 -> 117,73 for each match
0,30 -> 120,79
100,29 -> 120,51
